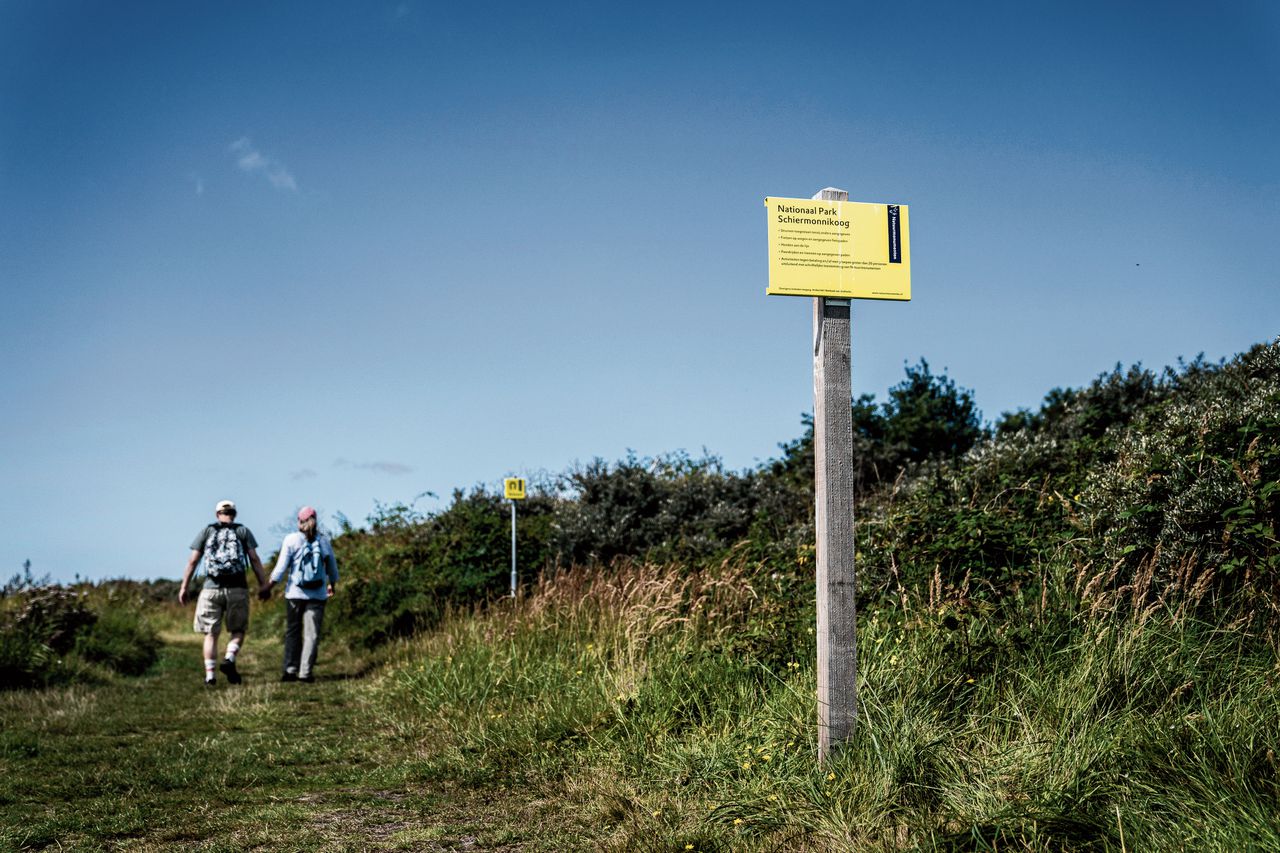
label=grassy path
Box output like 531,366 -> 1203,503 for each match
0,626 -> 589,851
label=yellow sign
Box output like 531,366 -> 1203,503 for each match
764,197 -> 911,300
504,478 -> 527,500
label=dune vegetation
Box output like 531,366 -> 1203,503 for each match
2,341 -> 1276,850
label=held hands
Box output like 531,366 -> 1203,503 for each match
257,581 -> 274,602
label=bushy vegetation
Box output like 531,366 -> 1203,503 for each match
859,342 -> 1280,630
774,358 -> 986,497
330,489 -> 558,647
328,357 -> 988,647
0,574 -> 163,689
329,457 -> 806,647
330,343 -> 1276,653
352,338 -> 1278,849
5,339 -> 1277,849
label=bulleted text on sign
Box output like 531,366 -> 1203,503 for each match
764,197 -> 911,300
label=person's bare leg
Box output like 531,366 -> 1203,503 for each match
203,630 -> 220,684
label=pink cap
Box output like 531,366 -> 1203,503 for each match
297,506 -> 317,521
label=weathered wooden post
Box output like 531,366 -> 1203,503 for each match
764,186 -> 911,762
811,187 -> 857,760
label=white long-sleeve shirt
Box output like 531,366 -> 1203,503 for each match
271,531 -> 339,600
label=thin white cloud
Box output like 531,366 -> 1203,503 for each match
366,461 -> 414,475
291,468 -> 318,481
333,458 -> 414,476
266,168 -> 297,191
229,137 -> 297,192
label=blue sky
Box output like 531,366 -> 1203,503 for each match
2,1 -> 1277,583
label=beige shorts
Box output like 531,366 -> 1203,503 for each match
193,588 -> 250,634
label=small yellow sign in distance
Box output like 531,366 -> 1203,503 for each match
504,478 -> 527,500
765,196 -> 911,300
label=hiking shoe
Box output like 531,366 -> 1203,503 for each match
299,675 -> 315,684
220,659 -> 242,685
204,677 -> 216,688
280,672 -> 298,683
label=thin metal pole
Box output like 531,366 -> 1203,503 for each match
510,500 -> 518,598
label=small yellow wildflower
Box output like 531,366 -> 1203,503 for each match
652,809 -> 661,817
685,846 -> 694,851
768,794 -> 778,801
826,772 -> 836,781
733,818 -> 743,826
741,761 -> 752,770
576,669 -> 583,675
762,754 -> 772,762
965,677 -> 975,684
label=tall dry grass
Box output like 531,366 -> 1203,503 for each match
369,555 -> 1280,851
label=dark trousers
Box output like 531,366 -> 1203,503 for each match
283,599 -> 326,678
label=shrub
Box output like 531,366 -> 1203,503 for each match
330,488 -> 559,647
1080,341 -> 1280,620
332,341 -> 1280,648
773,359 -> 986,498
0,585 -> 161,689
856,340 -> 1280,629
552,452 -> 782,566
331,455 -> 809,649
74,607 -> 162,676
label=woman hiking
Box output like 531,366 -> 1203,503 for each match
262,506 -> 339,682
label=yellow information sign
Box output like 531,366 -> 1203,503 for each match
765,197 -> 911,300
504,478 -> 527,500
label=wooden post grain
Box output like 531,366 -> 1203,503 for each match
812,186 -> 857,761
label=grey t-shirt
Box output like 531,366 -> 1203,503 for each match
190,523 -> 258,589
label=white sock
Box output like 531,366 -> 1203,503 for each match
225,640 -> 241,662
204,659 -> 217,678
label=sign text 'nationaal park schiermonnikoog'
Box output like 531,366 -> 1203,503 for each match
764,197 -> 911,300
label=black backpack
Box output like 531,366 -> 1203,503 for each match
203,523 -> 249,579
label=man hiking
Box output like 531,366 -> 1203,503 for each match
179,500 -> 269,686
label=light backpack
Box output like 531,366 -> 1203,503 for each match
295,537 -> 326,590
203,524 -> 248,579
